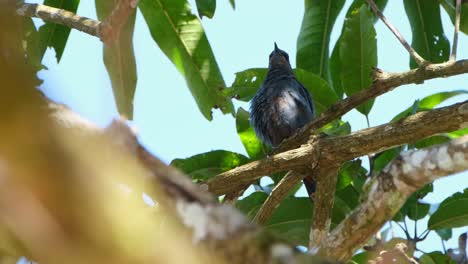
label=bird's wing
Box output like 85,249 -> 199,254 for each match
288,80 -> 315,115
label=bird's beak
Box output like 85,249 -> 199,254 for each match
274,42 -> 279,52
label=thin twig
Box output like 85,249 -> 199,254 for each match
253,170 -> 306,225
451,0 -> 462,61
366,0 -> 427,66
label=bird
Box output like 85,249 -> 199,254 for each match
250,43 -> 316,197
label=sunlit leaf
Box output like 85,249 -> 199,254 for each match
171,150 -> 249,181
38,0 -> 80,62
96,0 -> 137,118
420,251 -> 456,264
429,188 -> 468,229
195,0 -> 216,18
296,0 -> 345,80
340,5 -> 377,115
236,107 -> 266,160
139,0 -> 234,120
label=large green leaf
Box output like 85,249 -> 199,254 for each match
439,0 -> 468,35
340,5 -> 377,116
96,0 -> 137,119
38,0 -> 80,62
235,107 -> 266,160
293,68 -> 339,114
404,0 -> 450,68
236,193 -> 353,246
171,150 -> 249,182
330,0 -> 387,98
420,251 -> 456,264
346,0 -> 388,22
429,188 -> 468,229
22,17 -> 43,73
195,0 -> 216,19
394,184 -> 433,222
139,0 -> 234,120
296,0 -> 345,80
392,90 -> 468,121
224,68 -> 267,102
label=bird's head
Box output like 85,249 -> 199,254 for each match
268,43 -> 292,71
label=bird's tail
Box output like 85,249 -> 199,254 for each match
303,175 -> 316,201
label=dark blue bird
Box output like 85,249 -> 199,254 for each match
250,43 -> 316,196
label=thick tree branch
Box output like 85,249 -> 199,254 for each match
366,0 -> 427,66
207,100 -> 468,195
274,60 -> 468,154
317,136 -> 468,261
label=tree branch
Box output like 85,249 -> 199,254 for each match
17,2 -> 137,44
207,100 -> 468,195
309,165 -> 340,251
17,3 -> 100,37
253,170 -> 306,225
366,0 -> 427,66
274,60 -> 468,154
317,136 -> 468,261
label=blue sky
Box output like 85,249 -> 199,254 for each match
33,0 -> 467,255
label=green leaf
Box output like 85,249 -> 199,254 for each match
448,128 -> 468,138
413,135 -> 451,149
296,0 -> 345,80
429,188 -> 468,229
439,0 -> 468,35
139,0 -> 234,120
392,91 -> 468,122
336,160 -> 366,191
228,0 -> 235,9
395,184 -> 433,221
235,191 -> 268,219
435,228 -> 452,241
319,120 -> 351,137
170,150 -> 249,181
373,147 -> 401,174
235,107 -> 266,160
420,251 -> 456,264
237,194 -> 351,246
38,0 -> 80,62
224,68 -> 267,101
293,68 -> 339,114
21,17 -> 43,72
329,39 -> 344,98
96,0 -> 137,119
340,5 -> 377,115
264,197 -> 313,246
404,0 -> 450,68
330,0 -> 387,98
195,0 -> 216,19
